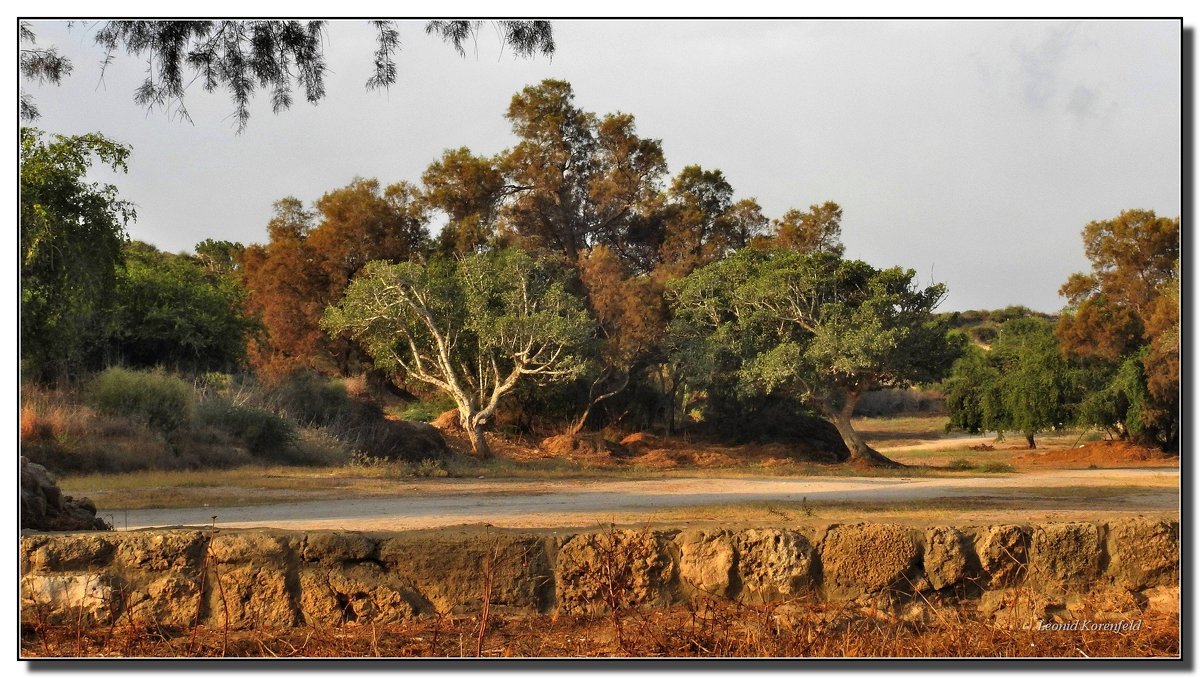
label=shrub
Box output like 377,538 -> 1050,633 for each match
86,367 -> 194,433
196,399 -> 296,457
399,397 -> 456,423
947,458 -> 976,470
979,461 -> 1016,473
262,371 -> 354,427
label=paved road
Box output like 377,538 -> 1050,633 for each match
114,468 -> 1178,532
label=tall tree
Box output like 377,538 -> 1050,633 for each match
420,148 -> 507,256
21,20 -> 555,129
1057,209 -> 1180,449
500,80 -> 667,267
323,248 -> 593,457
20,127 -> 134,380
755,201 -> 846,256
656,166 -> 769,277
670,248 -> 962,466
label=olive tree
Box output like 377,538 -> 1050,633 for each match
670,248 -> 962,467
323,248 -> 592,458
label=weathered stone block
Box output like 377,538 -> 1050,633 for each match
555,530 -> 675,614
820,524 -> 919,599
734,529 -> 816,602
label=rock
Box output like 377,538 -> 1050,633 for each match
21,573 -> 119,625
1105,518 -> 1179,590
207,532 -> 290,564
1029,523 -> 1102,593
977,588 -> 1063,630
116,531 -> 207,572
734,529 -> 817,602
127,574 -> 202,628
923,526 -> 974,590
820,524 -> 920,599
206,563 -> 296,629
378,533 -> 551,614
302,532 -> 377,564
23,534 -> 116,573
974,524 -> 1030,587
1140,585 -> 1180,616
676,530 -> 734,597
20,456 -> 109,532
555,530 -> 675,614
299,563 -> 423,626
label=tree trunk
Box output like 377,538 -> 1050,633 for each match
824,395 -> 903,468
466,423 -> 492,459
1025,433 -> 1037,450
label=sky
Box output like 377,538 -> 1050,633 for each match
21,18 -> 1182,313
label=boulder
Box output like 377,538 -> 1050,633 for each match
1028,522 -> 1102,593
676,530 -> 735,597
555,530 -> 675,614
20,456 -> 109,532
298,562 -> 423,626
734,529 -> 817,602
974,524 -> 1030,587
819,524 -> 920,599
923,526 -> 975,590
1105,518 -> 1179,590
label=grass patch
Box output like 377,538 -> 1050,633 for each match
979,462 -> 1017,473
947,458 -> 975,470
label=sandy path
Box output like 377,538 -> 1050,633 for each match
116,469 -> 1178,532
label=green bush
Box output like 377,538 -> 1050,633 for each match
947,458 -> 976,470
196,399 -> 295,457
979,461 -> 1016,473
263,371 -> 354,427
399,397 -> 456,423
86,367 -> 194,433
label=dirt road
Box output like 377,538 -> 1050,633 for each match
115,468 -> 1177,532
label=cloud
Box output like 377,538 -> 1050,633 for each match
1065,84 -> 1099,121
1013,23 -> 1080,110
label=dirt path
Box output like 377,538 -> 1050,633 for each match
114,468 -> 1178,532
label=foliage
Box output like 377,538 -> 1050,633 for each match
323,247 -> 594,456
20,127 -> 134,380
754,201 -> 846,256
1056,209 -> 1179,449
670,248 -> 962,465
18,22 -> 72,120
85,367 -> 194,434
21,20 -> 554,129
196,399 -> 296,457
242,181 -> 430,376
104,241 -> 256,371
944,318 -> 1073,447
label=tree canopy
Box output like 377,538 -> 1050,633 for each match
20,20 -> 555,131
323,248 -> 593,457
20,127 -> 134,380
669,248 -> 963,466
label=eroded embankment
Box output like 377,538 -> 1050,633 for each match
20,519 -> 1178,632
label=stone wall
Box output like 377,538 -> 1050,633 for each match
20,519 -> 1178,631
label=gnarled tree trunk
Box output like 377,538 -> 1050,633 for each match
821,392 -> 904,468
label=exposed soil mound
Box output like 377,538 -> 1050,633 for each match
430,409 -> 461,432
21,456 -> 110,531
1014,441 -> 1176,468
631,449 -> 683,469
619,432 -> 660,454
540,434 -> 628,461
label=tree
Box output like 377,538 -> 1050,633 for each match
241,180 -> 430,377
945,319 -> 1080,446
569,245 -> 668,435
18,22 -> 72,121
754,201 -> 846,256
670,248 -> 962,466
500,80 -> 667,267
323,248 -> 593,457
20,127 -> 134,380
21,20 -> 554,130
1057,209 -> 1180,449
420,148 -> 507,256
104,241 -> 257,371
656,166 -> 768,277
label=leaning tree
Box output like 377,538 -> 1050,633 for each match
670,248 -> 963,467
323,248 -> 592,458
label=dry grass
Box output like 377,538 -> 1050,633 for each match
21,600 -> 1179,658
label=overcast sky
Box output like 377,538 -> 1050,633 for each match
24,19 -> 1181,313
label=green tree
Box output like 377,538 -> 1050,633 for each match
670,248 -> 962,466
1057,209 -> 1179,449
104,241 -> 257,371
22,20 -> 554,130
20,127 -> 134,380
323,248 -> 593,458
